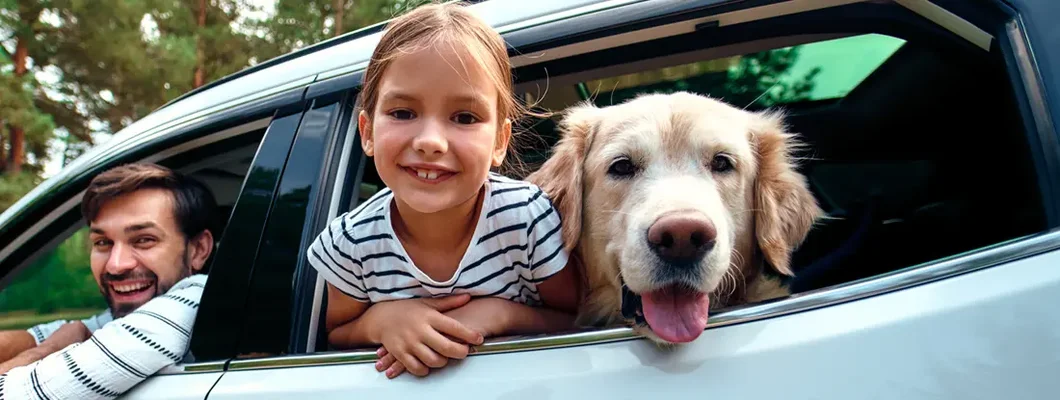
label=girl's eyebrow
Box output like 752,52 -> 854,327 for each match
449,94 -> 490,109
380,90 -> 490,109
380,91 -> 420,103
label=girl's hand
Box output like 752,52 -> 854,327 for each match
369,294 -> 484,378
442,297 -> 515,338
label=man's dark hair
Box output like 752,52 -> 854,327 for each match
81,163 -> 218,241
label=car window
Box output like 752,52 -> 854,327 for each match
0,227 -> 105,331
296,2 -> 1051,363
575,33 -> 905,109
514,31 -> 1047,293
0,125 -> 266,340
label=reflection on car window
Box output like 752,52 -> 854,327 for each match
0,228 -> 106,330
580,33 -> 906,108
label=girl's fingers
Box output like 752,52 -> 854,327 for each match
412,343 -> 449,370
424,329 -> 470,360
396,349 -> 430,377
376,352 -> 396,372
385,360 -> 407,379
430,314 -> 484,345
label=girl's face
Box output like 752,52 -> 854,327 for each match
359,40 -> 511,215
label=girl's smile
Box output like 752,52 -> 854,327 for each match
359,38 -> 510,215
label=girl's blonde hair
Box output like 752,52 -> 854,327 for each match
357,1 -> 530,128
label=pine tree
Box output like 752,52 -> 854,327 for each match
251,0 -> 431,63
0,0 -> 57,176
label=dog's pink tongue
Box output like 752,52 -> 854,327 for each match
641,286 -> 710,343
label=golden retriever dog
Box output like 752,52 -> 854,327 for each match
526,91 -> 822,344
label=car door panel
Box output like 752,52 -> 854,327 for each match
121,371 -> 224,400
205,236 -> 1060,399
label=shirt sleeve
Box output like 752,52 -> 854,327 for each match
306,214 -> 370,302
24,310 -> 112,345
25,319 -> 68,346
0,274 -> 206,400
526,187 -> 570,282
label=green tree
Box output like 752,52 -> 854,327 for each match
722,46 -> 822,108
0,0 -> 58,176
251,0 -> 431,62
587,46 -> 821,110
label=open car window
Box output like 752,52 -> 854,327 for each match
571,33 -> 907,109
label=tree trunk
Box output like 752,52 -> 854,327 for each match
193,0 -> 207,88
0,123 -> 7,172
7,36 -> 29,174
333,0 -> 345,37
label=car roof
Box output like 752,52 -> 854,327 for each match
0,0 -> 628,227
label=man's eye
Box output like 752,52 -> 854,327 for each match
388,109 -> 415,120
134,237 -> 156,245
93,240 -> 111,248
452,113 -> 479,125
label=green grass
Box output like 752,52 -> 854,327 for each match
0,308 -> 105,330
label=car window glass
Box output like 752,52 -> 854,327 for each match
0,227 -> 105,331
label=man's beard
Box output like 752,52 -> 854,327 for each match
99,249 -> 193,318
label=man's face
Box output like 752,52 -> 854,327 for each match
87,188 -> 212,318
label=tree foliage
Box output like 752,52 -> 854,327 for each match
0,0 -> 430,317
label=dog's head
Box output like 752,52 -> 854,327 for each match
528,92 -> 821,344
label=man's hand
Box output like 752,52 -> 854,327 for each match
0,322 -> 90,374
367,294 -> 483,379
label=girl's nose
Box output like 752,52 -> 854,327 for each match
412,119 -> 448,156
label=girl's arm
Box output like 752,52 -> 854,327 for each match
442,258 -> 583,338
325,283 -> 373,348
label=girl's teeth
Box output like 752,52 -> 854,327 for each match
415,169 -> 441,180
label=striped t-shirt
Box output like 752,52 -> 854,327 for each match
1,274 -> 205,400
307,173 -> 568,306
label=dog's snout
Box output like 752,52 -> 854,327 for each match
647,212 -> 717,265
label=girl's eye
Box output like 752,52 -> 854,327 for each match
389,109 -> 415,120
452,113 -> 479,125
711,154 -> 735,173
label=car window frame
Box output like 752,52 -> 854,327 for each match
0,85 -> 310,379
226,76 -> 363,359
220,0 -> 1060,372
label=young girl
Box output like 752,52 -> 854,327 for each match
306,2 -> 580,379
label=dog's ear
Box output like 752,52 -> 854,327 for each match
751,111 -> 822,276
526,103 -> 600,251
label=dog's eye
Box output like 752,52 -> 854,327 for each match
608,157 -> 637,177
710,154 -> 734,173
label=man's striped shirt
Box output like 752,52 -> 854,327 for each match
0,274 -> 206,400
307,173 -> 569,306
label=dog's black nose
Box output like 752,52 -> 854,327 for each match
648,212 -> 716,265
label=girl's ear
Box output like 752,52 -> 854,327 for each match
358,110 -> 374,157
492,118 -> 512,167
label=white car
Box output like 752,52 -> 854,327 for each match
2,0 -> 1059,398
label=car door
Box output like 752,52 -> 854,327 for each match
205,0 -> 1060,399
0,78 -> 311,399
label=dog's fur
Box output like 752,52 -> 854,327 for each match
526,92 -> 822,343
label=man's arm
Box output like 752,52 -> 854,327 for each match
0,274 -> 206,400
0,322 -> 90,374
0,330 -> 37,364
